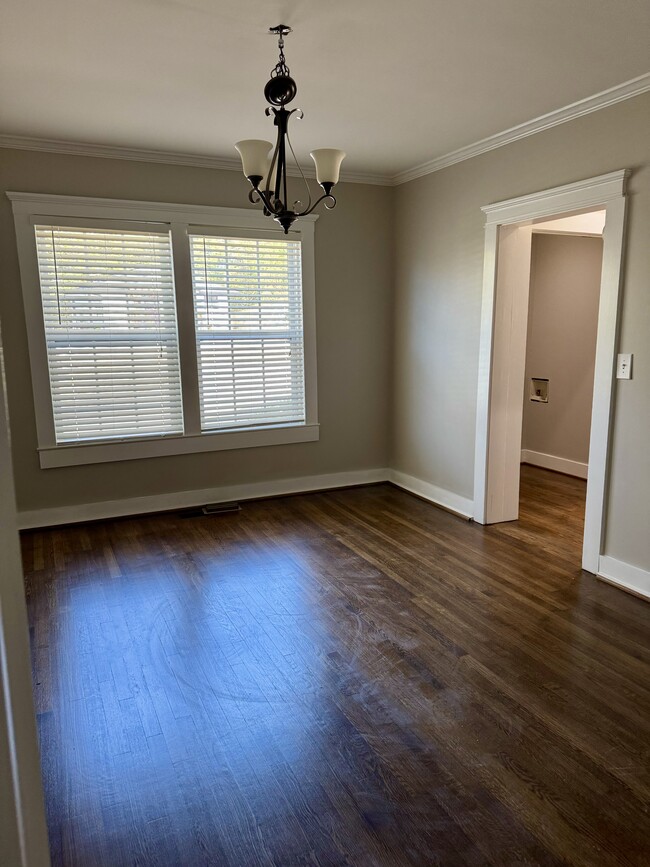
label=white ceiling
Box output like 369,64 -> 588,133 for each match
533,211 -> 606,236
1,0 -> 649,178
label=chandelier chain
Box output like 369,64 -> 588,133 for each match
271,32 -> 290,78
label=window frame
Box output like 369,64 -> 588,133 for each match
9,192 -> 319,468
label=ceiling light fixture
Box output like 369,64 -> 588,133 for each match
235,25 -> 346,234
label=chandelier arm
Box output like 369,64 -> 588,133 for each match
296,193 -> 337,218
285,121 -> 312,214
264,120 -> 282,213
252,186 -> 280,216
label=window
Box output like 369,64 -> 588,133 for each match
189,233 -> 305,431
10,194 -> 318,468
35,225 -> 183,443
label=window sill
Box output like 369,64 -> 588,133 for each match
38,423 -> 320,468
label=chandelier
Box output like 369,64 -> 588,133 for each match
235,25 -> 346,234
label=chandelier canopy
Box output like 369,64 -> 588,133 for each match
235,25 -> 346,234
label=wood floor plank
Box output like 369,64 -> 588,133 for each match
23,466 -> 650,866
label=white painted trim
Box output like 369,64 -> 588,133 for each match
38,424 -> 320,469
481,171 -> 629,225
16,467 -> 480,529
0,135 -> 390,187
388,470 -> 474,519
299,219 -> 319,432
582,195 -> 627,573
474,173 -> 628,576
393,73 -> 650,184
521,449 -> 588,480
598,556 -> 650,601
472,223 -> 498,525
484,225 -> 533,523
9,193 -> 319,468
6,190 -> 319,226
170,221 -> 201,436
3,74 -> 648,189
0,331 -> 50,863
16,468 -> 390,530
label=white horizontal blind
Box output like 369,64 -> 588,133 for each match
34,225 -> 183,443
189,233 -> 305,431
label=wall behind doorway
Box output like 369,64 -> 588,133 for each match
522,233 -> 603,473
393,90 -> 650,577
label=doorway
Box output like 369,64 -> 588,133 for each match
519,218 -> 604,555
473,171 -> 629,574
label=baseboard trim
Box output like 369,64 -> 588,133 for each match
597,555 -> 650,601
388,469 -> 474,519
17,467 -> 479,529
17,468 -> 390,530
521,449 -> 588,479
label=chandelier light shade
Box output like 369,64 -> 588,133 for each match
235,25 -> 346,233
234,140 -> 273,181
310,149 -> 346,189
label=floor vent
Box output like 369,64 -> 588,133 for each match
202,502 -> 241,515
181,502 -> 242,518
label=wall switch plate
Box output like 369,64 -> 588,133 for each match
616,353 -> 633,379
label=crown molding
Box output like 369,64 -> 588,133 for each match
2,72 -> 648,189
0,133 -> 391,187
392,72 -> 650,185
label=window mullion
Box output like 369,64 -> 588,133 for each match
170,223 -> 201,435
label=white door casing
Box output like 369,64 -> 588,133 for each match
474,170 -> 629,574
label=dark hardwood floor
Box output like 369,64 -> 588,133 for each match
23,466 -> 650,866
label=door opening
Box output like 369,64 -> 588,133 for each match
473,171 -> 629,574
519,219 -> 604,549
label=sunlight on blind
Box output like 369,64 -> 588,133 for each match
189,234 -> 305,431
35,225 -> 183,443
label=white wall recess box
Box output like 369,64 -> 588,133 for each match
530,378 -> 549,402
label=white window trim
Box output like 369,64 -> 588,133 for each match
8,192 -> 319,468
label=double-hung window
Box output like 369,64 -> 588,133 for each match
189,232 -> 305,432
10,194 -> 318,468
35,224 -> 183,443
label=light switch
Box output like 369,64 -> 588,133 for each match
616,353 -> 633,380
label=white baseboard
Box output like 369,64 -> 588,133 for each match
16,468 -> 390,530
598,555 -> 650,601
388,469 -> 474,519
17,466 -> 477,529
20,466 -> 648,603
521,449 -> 588,479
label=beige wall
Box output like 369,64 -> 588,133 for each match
522,233 -> 603,465
394,92 -> 650,572
1,94 -> 649,574
0,149 -> 394,512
